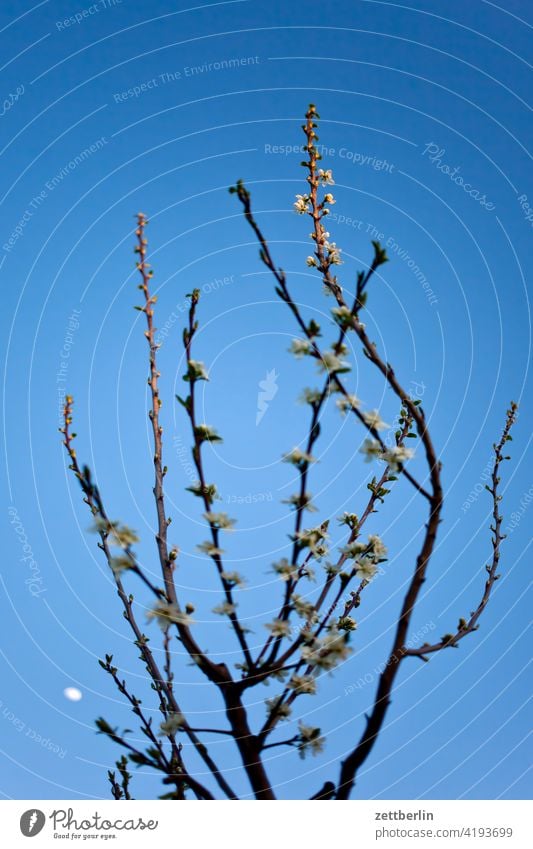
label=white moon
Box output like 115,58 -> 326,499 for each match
63,687 -> 83,702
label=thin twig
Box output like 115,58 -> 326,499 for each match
403,403 -> 518,659
61,398 -> 238,800
181,290 -> 253,668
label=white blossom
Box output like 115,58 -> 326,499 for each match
306,255 -> 317,267
318,168 -> 335,186
341,540 -> 368,559
312,542 -> 329,560
221,571 -> 245,587
338,512 -> 358,528
291,593 -> 318,622
272,558 -> 299,582
186,481 -> 219,500
288,674 -> 317,694
197,540 -> 224,556
368,534 -> 387,559
184,359 -> 209,381
382,444 -> 414,471
270,667 -> 288,682
355,559 -> 378,581
212,600 -> 237,616
265,619 -> 292,638
289,338 -> 312,358
317,351 -> 350,375
294,523 -> 329,556
301,628 -> 351,670
336,394 -> 361,415
109,556 -> 133,575
195,424 -> 222,443
111,523 -> 139,547
203,512 -> 236,530
282,447 -> 316,468
265,698 -> 292,719
147,601 -> 194,629
299,387 -> 322,405
325,242 -> 342,265
337,616 -> 357,632
331,305 -> 355,327
294,193 -> 310,214
297,722 -> 325,758
282,492 -> 317,513
93,519 -> 139,548
159,712 -> 185,736
360,437 -> 382,462
362,409 -> 390,431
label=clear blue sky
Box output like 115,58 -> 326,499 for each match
1,0 -> 531,800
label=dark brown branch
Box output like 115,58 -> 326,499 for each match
133,217 -> 228,687
310,781 -> 336,800
61,399 -> 238,800
262,736 -> 299,750
115,756 -> 133,800
181,290 -> 253,668
231,109 -> 444,796
251,383 -> 330,671
335,500 -> 442,796
107,768 -> 125,801
254,413 -> 414,742
222,686 -> 276,799
252,311 -> 360,672
99,656 -> 210,800
404,403 -> 518,659
135,214 -> 174,600
230,157 -> 430,503
186,728 -> 235,736
178,293 -> 276,799
334,405 -> 515,798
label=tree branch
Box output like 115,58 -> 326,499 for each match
179,289 -> 253,669
403,403 -> 518,659
61,398 -> 238,800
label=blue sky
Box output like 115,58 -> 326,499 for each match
1,0 -> 531,800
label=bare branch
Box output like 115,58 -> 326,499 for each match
179,289 -> 253,668
404,403 -> 518,659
